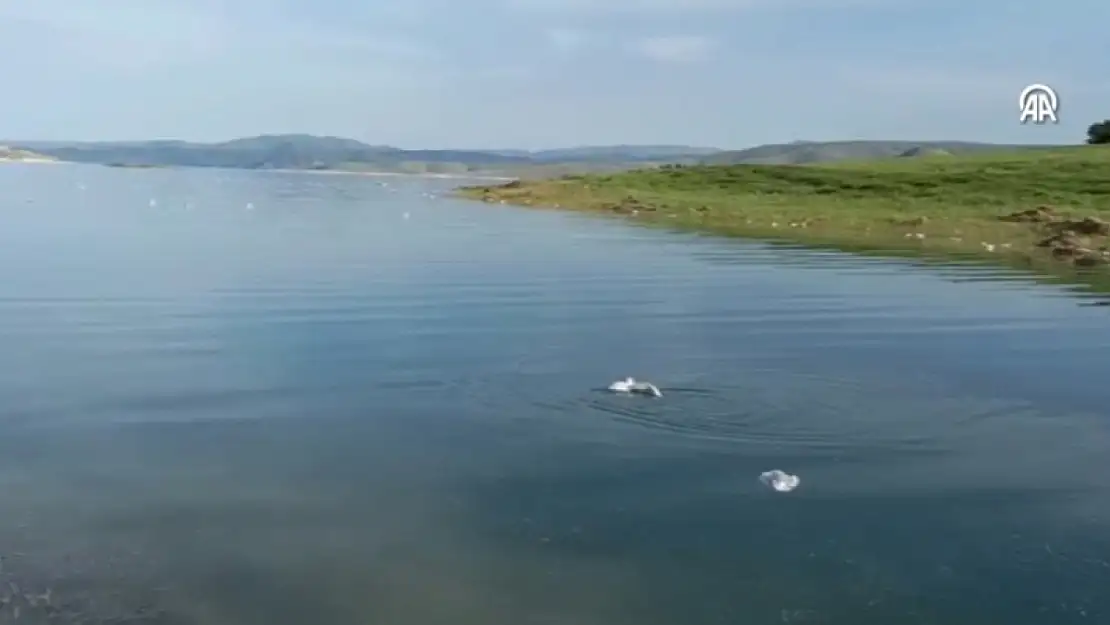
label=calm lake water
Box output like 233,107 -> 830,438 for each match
1,163 -> 1108,625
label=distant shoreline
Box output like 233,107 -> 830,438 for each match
0,156 -> 58,164
92,161 -> 516,182
7,135 -> 1056,180
265,167 -> 515,182
460,146 -> 1110,291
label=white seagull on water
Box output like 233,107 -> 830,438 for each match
608,377 -> 663,397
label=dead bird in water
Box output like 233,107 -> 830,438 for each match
607,377 -> 663,397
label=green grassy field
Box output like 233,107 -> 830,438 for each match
460,146 -> 1110,288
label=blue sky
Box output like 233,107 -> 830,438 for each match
0,0 -> 1104,149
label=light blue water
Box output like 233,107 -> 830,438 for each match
0,163 -> 1108,624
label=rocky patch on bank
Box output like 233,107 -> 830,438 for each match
999,206 -> 1110,267
604,195 -> 659,215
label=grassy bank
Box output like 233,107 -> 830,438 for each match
459,146 -> 1110,287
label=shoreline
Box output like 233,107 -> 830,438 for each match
458,147 -> 1110,291
0,157 -> 59,164
268,167 -> 515,182
99,162 -> 515,182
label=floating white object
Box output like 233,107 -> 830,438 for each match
607,377 -> 662,397
760,470 -> 800,492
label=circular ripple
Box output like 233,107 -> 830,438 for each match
576,367 -> 1026,457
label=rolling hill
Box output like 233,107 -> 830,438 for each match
697,140 -> 1056,165
3,135 -> 1058,174
7,135 -> 721,174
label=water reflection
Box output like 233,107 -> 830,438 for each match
0,163 -> 1107,624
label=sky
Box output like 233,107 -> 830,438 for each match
0,0 -> 1105,149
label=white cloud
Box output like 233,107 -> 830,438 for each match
511,0 -> 744,10
826,63 -> 1087,109
508,0 -> 889,12
0,1 -> 232,69
0,0 -> 440,74
545,28 -> 590,53
630,35 -> 715,63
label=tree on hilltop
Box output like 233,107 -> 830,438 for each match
1087,120 -> 1110,144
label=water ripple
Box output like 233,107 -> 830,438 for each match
2,165 -> 1110,625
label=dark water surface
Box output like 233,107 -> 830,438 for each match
1,164 -> 1108,625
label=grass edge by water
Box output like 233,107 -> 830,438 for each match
456,146 -> 1110,296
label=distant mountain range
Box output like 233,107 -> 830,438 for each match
4,134 -> 1058,175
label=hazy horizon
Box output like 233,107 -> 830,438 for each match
0,0 -> 1104,150
3,135 -> 1071,153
